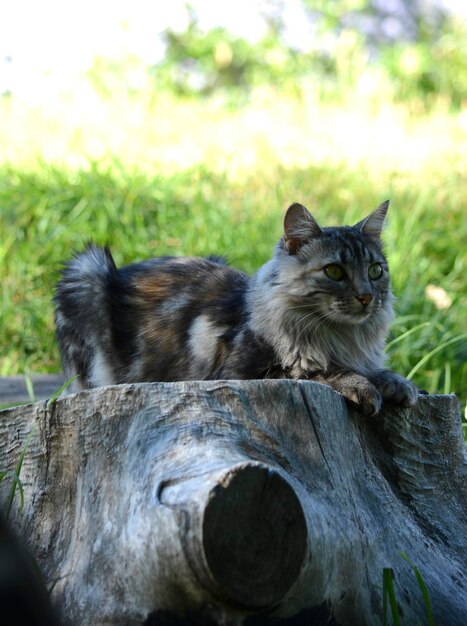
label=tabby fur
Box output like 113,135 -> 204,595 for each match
54,201 -> 418,415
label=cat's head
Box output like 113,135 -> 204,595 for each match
275,201 -> 393,326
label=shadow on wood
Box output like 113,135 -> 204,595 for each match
0,517 -> 60,626
0,380 -> 466,625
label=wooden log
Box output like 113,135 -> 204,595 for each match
0,380 -> 465,625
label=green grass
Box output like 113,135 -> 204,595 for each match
0,428 -> 33,521
0,88 -> 465,415
1,161 -> 465,405
382,553 -> 436,626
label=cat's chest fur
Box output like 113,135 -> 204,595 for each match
246,259 -> 392,378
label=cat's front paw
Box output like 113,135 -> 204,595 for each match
313,371 -> 382,416
331,373 -> 383,415
344,378 -> 383,417
369,370 -> 418,408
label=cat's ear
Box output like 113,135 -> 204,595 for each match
283,203 -> 322,254
354,200 -> 389,239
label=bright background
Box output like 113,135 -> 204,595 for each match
0,0 -> 466,417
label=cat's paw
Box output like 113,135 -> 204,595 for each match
313,371 -> 383,416
340,377 -> 383,417
370,370 -> 418,408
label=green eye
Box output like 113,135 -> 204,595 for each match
368,263 -> 383,279
324,264 -> 345,281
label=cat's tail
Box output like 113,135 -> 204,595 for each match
54,244 -> 117,390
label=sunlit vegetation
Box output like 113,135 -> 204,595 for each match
0,1 -> 465,417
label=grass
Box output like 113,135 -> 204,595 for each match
0,86 -> 466,415
0,428 -> 34,521
382,553 -> 436,626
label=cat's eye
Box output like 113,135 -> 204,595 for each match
324,264 -> 345,281
368,263 -> 383,280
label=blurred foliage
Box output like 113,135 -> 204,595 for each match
381,17 -> 467,108
146,0 -> 467,109
154,24 -> 310,96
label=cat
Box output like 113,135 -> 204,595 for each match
54,200 -> 418,415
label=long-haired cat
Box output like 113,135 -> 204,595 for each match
54,201 -> 418,415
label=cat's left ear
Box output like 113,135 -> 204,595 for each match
354,200 -> 389,239
283,203 -> 322,254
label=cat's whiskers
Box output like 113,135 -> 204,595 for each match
296,310 -> 335,345
306,308 -> 343,354
308,315 -> 335,347
289,309 -> 330,340
320,311 -> 342,355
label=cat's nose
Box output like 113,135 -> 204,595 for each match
355,293 -> 373,307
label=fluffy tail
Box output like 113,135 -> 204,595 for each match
54,244 -> 117,390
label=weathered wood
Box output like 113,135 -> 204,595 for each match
0,381 -> 466,625
0,374 -> 65,406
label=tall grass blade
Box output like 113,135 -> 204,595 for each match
47,374 -> 79,406
407,333 -> 467,380
9,472 -> 25,511
399,552 -> 435,626
385,322 -> 431,352
4,429 -> 34,521
443,362 -> 451,395
24,373 -> 36,402
382,568 -> 401,626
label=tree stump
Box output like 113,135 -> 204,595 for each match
0,380 -> 466,625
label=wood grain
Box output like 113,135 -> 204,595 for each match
0,380 -> 465,625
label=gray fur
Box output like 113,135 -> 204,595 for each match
54,202 -> 418,414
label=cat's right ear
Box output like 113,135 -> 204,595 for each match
283,203 -> 322,254
354,200 -> 390,239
